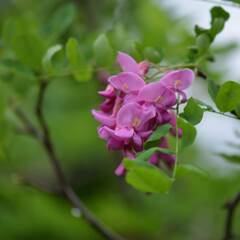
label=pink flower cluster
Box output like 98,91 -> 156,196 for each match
92,52 -> 194,176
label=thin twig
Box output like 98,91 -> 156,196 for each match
194,0 -> 240,8
19,175 -> 61,195
11,104 -> 43,140
34,79 -> 125,240
12,80 -> 126,240
223,192 -> 240,240
206,109 -> 239,120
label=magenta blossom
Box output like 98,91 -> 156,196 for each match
160,69 -> 194,103
92,52 -> 195,176
117,52 -> 149,76
109,72 -> 145,93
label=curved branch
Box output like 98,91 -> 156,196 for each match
223,192 -> 240,240
35,79 -> 125,240
13,80 -> 125,240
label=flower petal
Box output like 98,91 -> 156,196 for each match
117,52 -> 140,74
138,61 -> 149,76
98,84 -> 115,98
160,69 -> 195,90
109,72 -> 145,93
91,110 -> 115,127
100,98 -> 115,113
116,102 -> 142,127
107,138 -> 124,150
138,82 -> 176,107
133,133 -> 143,151
115,127 -> 134,139
149,153 -> 159,166
138,130 -> 153,139
115,163 -> 126,176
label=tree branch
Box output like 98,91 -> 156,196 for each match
11,103 -> 43,140
18,175 -> 61,195
12,80 -> 126,240
223,192 -> 240,240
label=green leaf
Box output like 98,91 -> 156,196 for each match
234,104 -> 240,118
2,16 -> 46,70
66,38 -> 92,82
176,164 -> 208,178
216,81 -> 240,112
210,6 -> 230,23
0,60 -> 36,95
46,3 -> 76,41
12,32 -> 45,70
124,159 -> 174,193
191,6 -> 229,62
93,34 -> 114,67
209,7 -> 229,40
66,38 -> 80,64
180,98 -> 204,125
194,25 -> 208,36
196,34 -> 211,54
178,117 -> 197,149
192,98 -> 214,112
42,44 -> 63,73
219,153 -> 240,164
144,124 -> 171,149
143,47 -> 162,63
136,147 -> 174,162
210,18 -> 225,38
208,80 -> 220,102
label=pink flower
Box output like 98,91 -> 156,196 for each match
160,69 -> 195,103
92,52 -> 195,176
117,52 -> 149,76
98,84 -> 115,98
138,81 -> 176,108
108,72 -> 145,93
116,102 -> 156,134
160,69 -> 194,90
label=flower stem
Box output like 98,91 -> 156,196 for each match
173,94 -> 180,179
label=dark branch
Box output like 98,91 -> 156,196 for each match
11,104 -> 43,140
35,80 -> 68,189
12,80 -> 126,240
19,175 -> 61,195
223,192 -> 240,240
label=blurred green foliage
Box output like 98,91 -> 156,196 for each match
0,0 -> 240,239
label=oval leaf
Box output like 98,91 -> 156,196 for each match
124,159 -> 173,194
178,117 -> 197,149
180,98 -> 204,125
66,38 -> 92,82
42,44 -> 62,73
93,34 -> 114,67
176,164 -> 208,178
144,124 -> 171,149
216,81 -> 240,112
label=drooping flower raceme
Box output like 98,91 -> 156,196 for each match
92,52 -> 194,176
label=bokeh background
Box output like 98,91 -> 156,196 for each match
0,0 -> 240,239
